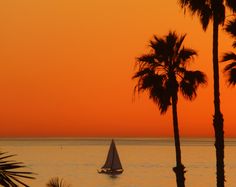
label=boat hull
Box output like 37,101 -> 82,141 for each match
98,169 -> 123,175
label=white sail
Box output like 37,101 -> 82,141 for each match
101,139 -> 122,170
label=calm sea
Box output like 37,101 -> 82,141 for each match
0,138 -> 236,187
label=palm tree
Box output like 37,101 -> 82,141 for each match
178,1 -> 236,186
46,177 -> 71,187
133,31 -> 206,187
222,17 -> 236,85
0,152 -> 35,187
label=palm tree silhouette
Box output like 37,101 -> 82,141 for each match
133,31 -> 206,187
178,1 -> 236,186
46,177 -> 71,187
0,152 -> 35,187
222,17 -> 236,85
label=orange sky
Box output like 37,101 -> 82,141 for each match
0,0 -> 235,137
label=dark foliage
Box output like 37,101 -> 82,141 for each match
0,152 -> 35,187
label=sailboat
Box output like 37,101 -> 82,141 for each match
98,139 -> 124,175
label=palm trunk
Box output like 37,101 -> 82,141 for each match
212,10 -> 225,187
172,92 -> 185,187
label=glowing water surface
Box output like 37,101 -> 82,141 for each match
0,138 -> 236,187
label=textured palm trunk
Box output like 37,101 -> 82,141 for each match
212,9 -> 225,187
172,92 -> 185,187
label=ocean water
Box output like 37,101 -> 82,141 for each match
0,138 -> 236,187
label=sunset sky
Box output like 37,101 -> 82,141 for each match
0,0 -> 235,137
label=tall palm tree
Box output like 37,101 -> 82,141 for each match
0,152 -> 35,187
133,31 -> 206,187
222,17 -> 236,85
178,1 -> 236,186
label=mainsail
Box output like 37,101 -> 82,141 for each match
101,139 -> 123,170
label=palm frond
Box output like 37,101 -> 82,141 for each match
178,0 -> 190,8
135,54 -> 159,70
200,4 -> 212,31
132,68 -> 153,79
185,70 -> 207,84
177,47 -> 197,66
165,31 -> 179,62
150,90 -> 171,114
218,3 -> 226,25
46,177 -> 71,187
222,51 -> 236,86
226,0 -> 236,12
227,68 -> 236,85
0,152 -> 35,187
132,67 -> 171,113
224,62 -> 236,72
233,41 -> 236,48
150,36 -> 169,65
225,18 -> 236,38
180,70 -> 207,100
175,34 -> 186,54
181,0 -> 207,14
180,80 -> 197,100
222,52 -> 236,62
134,71 -> 166,94
149,80 -> 172,114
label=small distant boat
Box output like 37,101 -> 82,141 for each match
98,139 -> 123,175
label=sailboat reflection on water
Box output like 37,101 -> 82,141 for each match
98,139 -> 123,175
